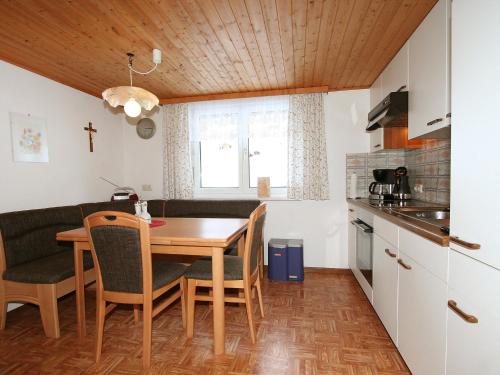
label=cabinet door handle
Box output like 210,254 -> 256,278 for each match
427,118 -> 443,126
348,208 -> 354,212
374,144 -> 381,148
385,248 -> 397,258
448,300 -> 478,324
450,236 -> 481,250
397,258 -> 412,270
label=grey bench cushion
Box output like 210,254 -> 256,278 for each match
2,250 -> 94,284
165,200 -> 260,219
79,201 -> 136,218
0,206 -> 83,269
184,255 -> 243,281
147,200 -> 166,218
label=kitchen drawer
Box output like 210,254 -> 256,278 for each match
399,228 -> 447,282
374,216 -> 398,248
448,250 -> 500,317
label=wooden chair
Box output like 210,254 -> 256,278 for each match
184,203 -> 266,343
84,211 -> 187,369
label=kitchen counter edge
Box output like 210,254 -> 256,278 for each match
347,199 -> 449,247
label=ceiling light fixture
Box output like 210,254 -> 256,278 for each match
102,49 -> 162,117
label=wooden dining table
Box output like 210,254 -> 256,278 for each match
56,217 -> 248,355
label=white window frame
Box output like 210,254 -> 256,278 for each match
189,97 -> 288,200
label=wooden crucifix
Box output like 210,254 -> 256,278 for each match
84,122 -> 97,152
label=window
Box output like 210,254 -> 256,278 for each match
189,96 -> 289,198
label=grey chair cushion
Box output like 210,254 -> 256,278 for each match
165,200 -> 261,219
2,250 -> 94,284
152,260 -> 187,290
184,255 -> 243,281
0,205 -> 83,269
79,201 -> 136,218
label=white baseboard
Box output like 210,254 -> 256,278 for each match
7,303 -> 23,312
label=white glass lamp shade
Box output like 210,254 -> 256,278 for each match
102,86 -> 159,116
124,98 -> 141,117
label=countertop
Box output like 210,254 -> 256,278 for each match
347,198 -> 450,247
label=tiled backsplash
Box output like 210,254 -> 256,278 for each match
346,139 -> 450,204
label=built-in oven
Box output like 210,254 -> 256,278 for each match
352,218 -> 374,287
351,211 -> 373,302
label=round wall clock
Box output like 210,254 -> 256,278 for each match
136,118 -> 156,139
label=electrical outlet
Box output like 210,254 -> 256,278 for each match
142,184 -> 152,192
414,184 -> 424,193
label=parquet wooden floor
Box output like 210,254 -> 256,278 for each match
0,270 -> 410,375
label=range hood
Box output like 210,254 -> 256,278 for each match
366,91 -> 408,131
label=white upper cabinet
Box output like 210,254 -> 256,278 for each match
408,0 -> 451,139
450,0 -> 500,270
382,43 -> 408,94
370,75 -> 383,108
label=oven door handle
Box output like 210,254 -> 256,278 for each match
351,219 -> 373,233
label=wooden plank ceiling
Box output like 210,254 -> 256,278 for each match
0,0 -> 437,103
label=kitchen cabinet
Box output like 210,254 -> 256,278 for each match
446,249 -> 500,375
408,0 -> 451,139
369,43 -> 422,152
382,43 -> 408,93
449,0 -> 500,270
397,229 -> 447,375
372,233 -> 398,344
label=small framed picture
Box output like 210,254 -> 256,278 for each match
10,112 -> 49,163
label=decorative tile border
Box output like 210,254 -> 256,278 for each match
346,139 -> 450,204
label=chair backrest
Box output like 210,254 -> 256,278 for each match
243,203 -> 267,281
84,211 -> 152,295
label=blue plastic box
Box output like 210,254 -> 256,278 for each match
268,238 -> 304,282
268,239 -> 288,281
287,239 -> 304,281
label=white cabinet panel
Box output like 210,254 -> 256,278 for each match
399,228 -> 447,282
382,43 -> 408,93
446,292 -> 500,375
369,128 -> 383,153
450,0 -> 500,270
408,0 -> 450,139
370,75 -> 383,108
374,216 -> 398,249
398,253 -> 447,375
373,234 -> 398,344
446,250 -> 500,375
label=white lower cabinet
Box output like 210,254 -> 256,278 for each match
446,250 -> 500,375
397,251 -> 447,375
373,234 -> 398,344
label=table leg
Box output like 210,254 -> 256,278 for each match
237,233 -> 246,256
74,242 -> 86,338
212,247 -> 225,355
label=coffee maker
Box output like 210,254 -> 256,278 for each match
369,169 -> 396,200
393,167 -> 412,200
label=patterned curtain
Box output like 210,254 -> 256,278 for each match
162,104 -> 194,199
287,93 -> 329,200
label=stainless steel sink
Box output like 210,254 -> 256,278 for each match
389,207 -> 450,226
401,210 -> 450,220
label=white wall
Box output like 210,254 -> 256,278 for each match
0,61 -> 124,213
122,90 -> 370,268
122,110 -> 163,200
264,90 -> 370,268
